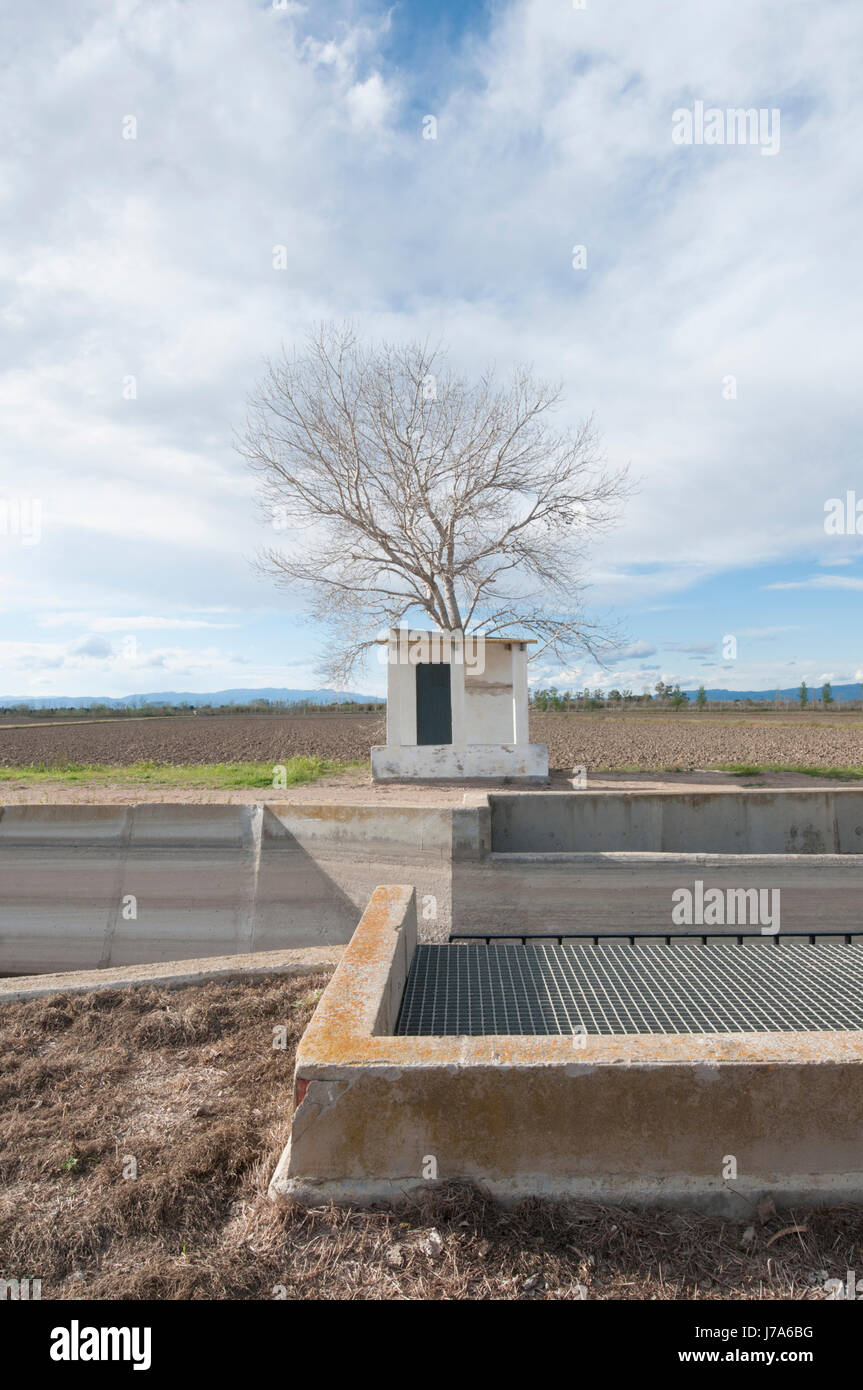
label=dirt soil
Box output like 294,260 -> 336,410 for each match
2,710 -> 862,774
532,711 -> 863,774
0,712 -> 386,766
1,973 -> 860,1301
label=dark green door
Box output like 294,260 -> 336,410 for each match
416,662 -> 452,744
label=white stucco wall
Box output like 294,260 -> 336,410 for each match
380,630 -> 539,770
385,651 -> 417,745
465,641 -> 516,743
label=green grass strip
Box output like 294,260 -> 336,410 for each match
711,762 -> 863,782
0,757 -> 365,788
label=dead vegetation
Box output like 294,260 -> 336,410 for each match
1,974 -> 861,1300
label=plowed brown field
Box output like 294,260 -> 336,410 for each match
531,712 -> 863,771
1,709 -> 862,771
0,713 -> 385,766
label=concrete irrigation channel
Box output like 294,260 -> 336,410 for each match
4,788 -> 863,1209
454,787 -> 863,937
0,802 -> 462,974
2,789 -> 863,973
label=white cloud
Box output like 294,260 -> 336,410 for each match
36,613 -> 238,631
601,640 -> 658,661
69,635 -> 113,659
1,0 -> 861,689
765,576 -> 863,591
346,72 -> 393,131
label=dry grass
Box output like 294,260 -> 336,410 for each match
1,975 -> 861,1300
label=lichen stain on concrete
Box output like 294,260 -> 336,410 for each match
271,802 -> 376,826
286,1061 -> 863,1183
784,824 -> 827,853
297,884 -> 414,1063
301,1025 -> 863,1071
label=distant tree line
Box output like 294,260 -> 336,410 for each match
529,680 -> 858,712
0,699 -> 383,720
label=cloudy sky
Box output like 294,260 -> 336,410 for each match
1,0 -> 861,699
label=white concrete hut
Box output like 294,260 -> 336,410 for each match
371,627 -> 549,784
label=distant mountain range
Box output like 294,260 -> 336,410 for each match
1,682 -> 859,711
0,688 -> 384,709
687,683 -> 862,703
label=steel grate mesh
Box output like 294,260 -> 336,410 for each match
395,940 -> 863,1035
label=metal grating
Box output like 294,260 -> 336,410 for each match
396,939 -> 863,1036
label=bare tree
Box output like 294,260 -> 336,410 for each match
240,322 -> 631,685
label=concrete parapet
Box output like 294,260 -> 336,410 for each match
489,789 -> 863,855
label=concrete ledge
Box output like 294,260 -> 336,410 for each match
490,789 -> 863,854
0,944 -> 343,1003
264,802 -> 452,860
371,743 -> 549,784
0,804 -> 131,845
271,885 -> 863,1212
275,1171 -> 863,1215
490,850 -> 863,866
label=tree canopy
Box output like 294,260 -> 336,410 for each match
241,323 -> 630,683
